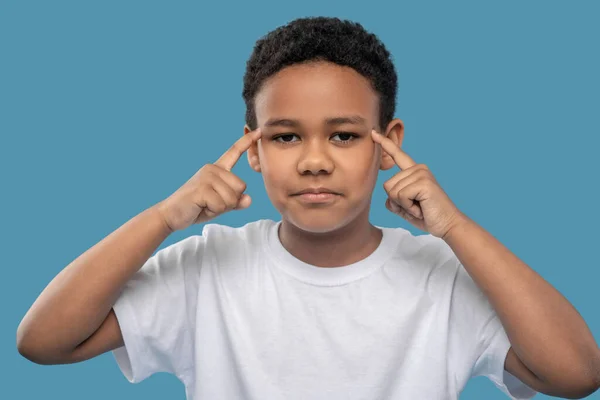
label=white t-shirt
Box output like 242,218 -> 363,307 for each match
112,219 -> 538,400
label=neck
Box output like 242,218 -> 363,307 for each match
278,209 -> 382,268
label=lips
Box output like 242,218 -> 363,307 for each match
292,187 -> 340,196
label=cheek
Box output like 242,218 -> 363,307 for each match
258,145 -> 290,186
347,143 -> 379,175
350,147 -> 381,193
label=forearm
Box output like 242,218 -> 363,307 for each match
443,214 -> 600,385
17,204 -> 172,359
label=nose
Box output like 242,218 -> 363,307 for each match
296,139 -> 334,175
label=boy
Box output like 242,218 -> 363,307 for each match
17,17 -> 600,400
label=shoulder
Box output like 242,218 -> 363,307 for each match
199,219 -> 276,262
197,219 -> 276,284
145,234 -> 206,273
143,220 -> 274,273
383,226 -> 457,270
380,226 -> 461,299
201,218 -> 275,245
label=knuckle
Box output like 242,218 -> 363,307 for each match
201,164 -> 215,173
223,200 -> 236,210
194,188 -> 208,204
224,171 -> 247,192
221,190 -> 238,207
198,165 -> 217,180
212,200 -> 227,213
227,196 -> 240,209
206,163 -> 222,174
198,184 -> 212,197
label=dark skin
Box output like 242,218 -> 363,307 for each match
243,61 -> 600,397
19,60 -> 596,396
244,61 -> 403,268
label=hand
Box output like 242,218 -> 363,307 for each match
155,129 -> 262,233
371,130 -> 467,238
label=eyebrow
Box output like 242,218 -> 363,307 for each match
264,115 -> 368,128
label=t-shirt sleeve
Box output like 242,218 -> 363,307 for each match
111,234 -> 204,383
449,260 -> 538,399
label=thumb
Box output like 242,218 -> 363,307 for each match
235,193 -> 252,210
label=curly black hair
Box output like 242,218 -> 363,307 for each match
242,17 -> 397,131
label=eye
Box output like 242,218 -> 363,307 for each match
331,132 -> 358,143
273,134 -> 299,144
272,132 -> 358,145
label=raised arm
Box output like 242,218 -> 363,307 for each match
16,205 -> 172,364
16,128 -> 262,365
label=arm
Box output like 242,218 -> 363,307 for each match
370,130 -> 600,396
443,214 -> 600,398
16,130 -> 262,366
16,204 -> 172,364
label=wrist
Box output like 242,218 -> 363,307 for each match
442,212 -> 471,242
150,202 -> 175,235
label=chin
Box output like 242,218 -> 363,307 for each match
282,210 -> 356,235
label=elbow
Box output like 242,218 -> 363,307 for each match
17,337 -> 48,365
17,344 -> 51,365
585,351 -> 600,398
562,382 -> 600,400
16,325 -> 48,365
589,354 -> 600,397
16,321 -> 36,362
16,321 -> 69,365
542,377 -> 600,400
538,351 -> 600,399
17,339 -> 70,366
559,354 -> 600,399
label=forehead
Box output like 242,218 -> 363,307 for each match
254,62 -> 379,126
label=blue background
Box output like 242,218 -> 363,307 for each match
2,1 -> 599,399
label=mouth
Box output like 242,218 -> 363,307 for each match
291,187 -> 341,204
292,187 -> 341,196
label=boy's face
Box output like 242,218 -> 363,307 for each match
245,61 -> 404,233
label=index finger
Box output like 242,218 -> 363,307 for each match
214,129 -> 262,171
371,129 -> 417,170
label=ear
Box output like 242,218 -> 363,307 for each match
244,125 -> 262,172
379,118 -> 405,171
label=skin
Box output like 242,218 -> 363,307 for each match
16,59 -> 598,397
244,61 -> 403,268
241,61 -> 600,395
